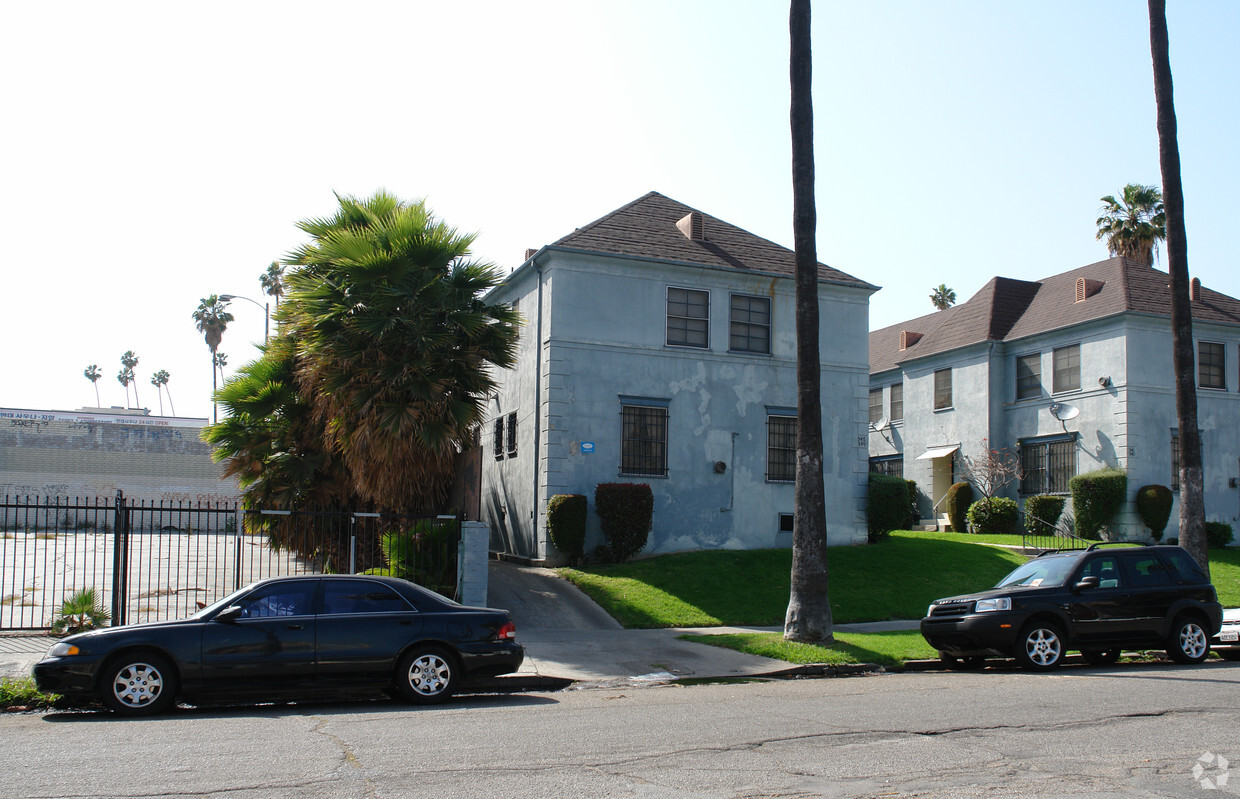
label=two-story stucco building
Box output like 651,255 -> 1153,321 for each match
480,192 -> 877,562
868,257 -> 1240,539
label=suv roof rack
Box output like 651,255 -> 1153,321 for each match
1085,541 -> 1149,551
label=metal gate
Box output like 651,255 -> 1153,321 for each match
1,494 -> 459,630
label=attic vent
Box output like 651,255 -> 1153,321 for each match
676,212 -> 705,241
899,331 -> 923,350
1191,277 -> 1201,301
524,248 -> 538,262
1075,278 -> 1104,303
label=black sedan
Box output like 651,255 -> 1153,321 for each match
34,574 -> 524,715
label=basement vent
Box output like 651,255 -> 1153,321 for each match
899,331 -> 923,350
1191,277 -> 1201,301
1075,278 -> 1105,303
676,212 -> 705,241
524,248 -> 538,262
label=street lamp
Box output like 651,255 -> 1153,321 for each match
219,294 -> 269,343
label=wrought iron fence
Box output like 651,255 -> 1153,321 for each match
1,494 -> 460,630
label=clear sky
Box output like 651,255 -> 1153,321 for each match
3,1 -> 1237,420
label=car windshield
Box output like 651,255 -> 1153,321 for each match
190,582 -> 260,619
995,556 -> 1077,588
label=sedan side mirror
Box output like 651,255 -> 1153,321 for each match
214,605 -> 243,622
1073,575 -> 1100,593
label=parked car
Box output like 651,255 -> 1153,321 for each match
920,543 -> 1222,671
34,574 -> 524,715
1212,607 -> 1240,661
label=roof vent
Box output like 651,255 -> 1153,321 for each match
676,212 -> 705,241
524,248 -> 538,262
899,331 -> 923,350
1075,278 -> 1104,303
1191,277 -> 1201,301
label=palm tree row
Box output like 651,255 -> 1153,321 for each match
83,354 -> 174,414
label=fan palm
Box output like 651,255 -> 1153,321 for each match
151,369 -> 172,416
120,350 -> 140,408
83,364 -> 101,406
281,191 -> 519,512
193,295 -> 234,422
116,367 -> 134,408
260,261 -> 286,309
1096,183 -> 1166,265
930,284 -> 957,311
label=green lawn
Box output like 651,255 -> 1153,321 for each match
559,531 -> 1240,628
680,630 -> 937,669
558,531 -> 1027,628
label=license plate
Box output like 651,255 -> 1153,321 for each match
1221,631 -> 1239,643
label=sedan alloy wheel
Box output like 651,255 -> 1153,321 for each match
395,647 -> 457,704
101,653 -> 177,716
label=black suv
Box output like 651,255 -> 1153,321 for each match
921,543 -> 1223,670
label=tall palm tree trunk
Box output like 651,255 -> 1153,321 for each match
1149,0 -> 1206,572
165,386 -> 176,417
784,0 -> 833,644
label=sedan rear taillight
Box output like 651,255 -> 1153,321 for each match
497,621 -> 517,640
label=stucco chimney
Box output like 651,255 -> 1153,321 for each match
1075,278 -> 1104,303
676,212 -> 705,241
899,331 -> 923,350
1191,277 -> 1201,301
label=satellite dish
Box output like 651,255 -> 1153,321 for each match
1048,402 -> 1079,421
872,417 -> 889,432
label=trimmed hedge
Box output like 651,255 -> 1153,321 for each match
1023,494 -> 1065,536
547,494 -> 588,563
868,473 -> 910,542
594,483 -> 653,563
944,482 -> 973,534
967,497 -> 1020,534
1206,521 -> 1234,549
1069,468 -> 1127,540
1135,484 -> 1173,541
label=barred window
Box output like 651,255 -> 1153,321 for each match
869,456 -> 903,478
934,369 -> 952,410
890,383 -> 903,421
621,404 -> 668,477
729,294 -> 771,354
1199,342 -> 1225,389
1053,344 -> 1080,393
1020,437 -> 1076,494
767,415 -> 797,482
506,412 -> 517,458
1016,353 -> 1042,400
1171,430 -> 1180,491
868,388 -> 883,425
666,287 -> 709,348
493,417 -> 504,461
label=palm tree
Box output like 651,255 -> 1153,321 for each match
193,295 -> 234,422
212,352 -> 228,389
1149,0 -> 1206,572
116,367 -> 133,408
83,364 -> 101,407
280,190 -> 519,513
260,261 -> 286,309
151,369 -> 172,416
120,350 -> 140,408
929,284 -> 957,311
1095,183 -> 1166,265
783,0 -> 833,645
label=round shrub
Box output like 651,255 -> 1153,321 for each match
1135,485 -> 1173,541
944,482 -> 973,534
1069,468 -> 1127,540
1206,521 -> 1234,549
867,473 -> 910,542
593,483 -> 653,563
547,494 -> 588,563
1023,494 -> 1065,536
967,497 -> 1020,534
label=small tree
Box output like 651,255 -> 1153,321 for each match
867,473 -> 908,542
547,494 -> 588,564
956,441 -> 1022,499
944,482 -> 973,534
1070,468 -> 1128,540
929,284 -> 957,311
1135,484 -> 1173,541
83,364 -> 101,406
594,483 -> 653,563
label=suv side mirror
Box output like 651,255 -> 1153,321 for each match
214,605 -> 243,622
1074,575 -> 1100,593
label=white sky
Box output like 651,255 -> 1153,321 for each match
3,1 -> 1237,420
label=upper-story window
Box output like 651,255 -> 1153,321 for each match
890,383 -> 903,421
868,388 -> 883,424
1053,344 -> 1081,393
666,287 -> 709,348
1016,353 -> 1042,400
1199,341 -> 1225,389
934,368 -> 953,410
729,294 -> 771,354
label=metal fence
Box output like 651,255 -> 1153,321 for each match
1,494 -> 459,631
